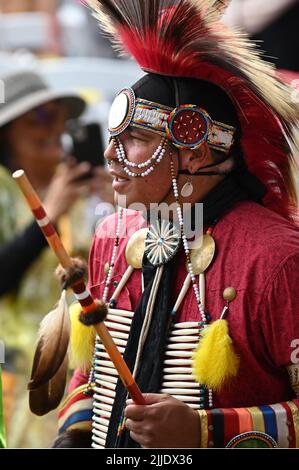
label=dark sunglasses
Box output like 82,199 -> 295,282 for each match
27,104 -> 64,125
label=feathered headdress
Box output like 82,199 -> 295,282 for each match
88,0 -> 299,221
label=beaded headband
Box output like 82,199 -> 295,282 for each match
108,88 -> 236,153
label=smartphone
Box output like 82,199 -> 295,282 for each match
70,122 -> 105,168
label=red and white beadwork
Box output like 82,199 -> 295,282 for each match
166,105 -> 212,150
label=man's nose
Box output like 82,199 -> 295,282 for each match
104,138 -> 117,164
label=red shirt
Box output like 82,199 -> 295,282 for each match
86,201 -> 299,408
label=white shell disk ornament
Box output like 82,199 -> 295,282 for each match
181,181 -> 194,198
108,88 -> 135,136
145,220 -> 180,266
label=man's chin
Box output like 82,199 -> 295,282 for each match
115,193 -> 150,212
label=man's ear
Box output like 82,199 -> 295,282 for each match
179,143 -> 213,175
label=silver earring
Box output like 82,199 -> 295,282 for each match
181,179 -> 194,198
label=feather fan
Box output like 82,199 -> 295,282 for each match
28,289 -> 70,391
29,355 -> 68,416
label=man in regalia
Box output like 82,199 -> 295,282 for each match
55,0 -> 299,448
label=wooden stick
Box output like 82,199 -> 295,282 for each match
14,170 -> 72,268
13,170 -> 145,405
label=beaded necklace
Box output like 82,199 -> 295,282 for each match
170,156 -> 218,409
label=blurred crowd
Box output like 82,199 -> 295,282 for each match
0,0 -> 298,449
0,0 -> 116,57
0,68 -> 116,448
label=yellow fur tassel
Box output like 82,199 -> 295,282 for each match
192,319 -> 239,390
69,302 -> 96,372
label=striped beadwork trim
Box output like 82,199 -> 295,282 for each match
131,101 -> 234,153
58,385 -> 93,434
200,399 -> 299,448
133,100 -> 171,133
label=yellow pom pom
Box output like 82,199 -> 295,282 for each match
69,302 -> 96,372
192,319 -> 239,390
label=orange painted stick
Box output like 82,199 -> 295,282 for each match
13,169 -> 145,405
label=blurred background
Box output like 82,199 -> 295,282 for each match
0,0 -> 143,137
0,0 -> 298,449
